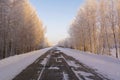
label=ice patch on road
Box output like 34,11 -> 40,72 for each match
54,51 -> 60,54
40,55 -> 51,65
49,67 -> 59,70
63,72 -> 69,80
67,61 -> 80,68
75,71 -> 93,77
38,54 -> 51,80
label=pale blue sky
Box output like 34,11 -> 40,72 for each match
30,0 -> 84,44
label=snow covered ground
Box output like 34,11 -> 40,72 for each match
0,47 -> 51,80
110,48 -> 120,58
58,47 -> 120,80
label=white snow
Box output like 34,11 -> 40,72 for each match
61,55 -> 82,80
63,72 -> 69,80
54,51 -> 60,54
75,71 -> 93,80
67,61 -> 80,68
0,47 -> 51,80
37,54 -> 51,80
110,48 -> 120,58
49,67 -> 59,70
78,71 -> 93,77
58,47 -> 120,80
40,55 -> 50,65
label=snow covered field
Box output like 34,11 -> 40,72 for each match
58,47 -> 120,80
0,47 -> 51,80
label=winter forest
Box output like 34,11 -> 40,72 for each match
0,0 -> 120,80
0,0 -> 49,59
59,0 -> 120,58
0,0 -> 120,59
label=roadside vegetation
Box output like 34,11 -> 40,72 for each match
58,0 -> 120,58
0,0 -> 49,59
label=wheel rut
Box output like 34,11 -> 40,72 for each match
13,48 -> 111,80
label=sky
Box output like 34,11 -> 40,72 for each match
30,0 -> 84,44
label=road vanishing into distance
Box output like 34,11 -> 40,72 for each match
13,48 -> 110,80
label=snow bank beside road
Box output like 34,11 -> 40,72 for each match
58,47 -> 120,80
0,47 -> 51,80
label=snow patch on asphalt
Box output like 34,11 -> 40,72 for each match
58,47 -> 120,80
49,67 -> 59,70
63,72 -> 69,80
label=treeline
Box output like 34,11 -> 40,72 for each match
59,0 -> 120,58
0,0 -> 49,59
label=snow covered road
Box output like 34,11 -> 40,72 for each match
58,47 -> 120,80
13,48 -> 110,80
0,47 -> 51,80
1,47 -> 119,80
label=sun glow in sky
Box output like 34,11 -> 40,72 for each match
30,0 -> 84,44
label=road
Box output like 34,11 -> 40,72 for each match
13,48 -> 110,80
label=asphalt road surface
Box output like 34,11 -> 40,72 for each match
13,48 -> 110,80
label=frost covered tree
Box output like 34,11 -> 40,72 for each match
0,0 -> 46,59
69,0 -> 97,52
116,0 -> 120,57
68,0 -> 120,58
